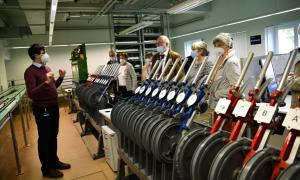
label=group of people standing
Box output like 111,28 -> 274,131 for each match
109,33 -> 243,125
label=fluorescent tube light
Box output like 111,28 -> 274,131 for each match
49,0 -> 58,46
171,6 -> 300,39
167,0 -> 212,14
119,21 -> 153,35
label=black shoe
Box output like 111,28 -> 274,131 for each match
55,161 -> 71,170
43,169 -> 64,178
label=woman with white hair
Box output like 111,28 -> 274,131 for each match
186,41 -> 213,85
207,32 -> 241,125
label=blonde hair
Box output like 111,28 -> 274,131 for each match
213,33 -> 233,48
192,41 -> 209,56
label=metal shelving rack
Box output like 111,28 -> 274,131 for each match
112,14 -> 164,81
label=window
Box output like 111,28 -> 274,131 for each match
184,39 -> 202,57
265,21 -> 300,54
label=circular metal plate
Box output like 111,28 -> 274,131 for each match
159,89 -> 167,99
145,87 -> 152,96
153,121 -> 182,163
209,137 -> 252,180
152,88 -> 160,97
176,92 -> 186,104
191,131 -> 230,180
135,86 -> 141,94
187,93 -> 197,107
167,90 -> 176,101
139,85 -> 146,94
174,128 -> 209,179
277,163 -> 300,180
238,147 -> 280,180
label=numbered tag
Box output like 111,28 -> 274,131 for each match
135,86 -> 141,94
167,90 -> 176,101
254,105 -> 277,124
187,94 -> 198,107
152,88 -> 160,97
215,98 -> 231,115
139,85 -> 146,94
159,89 -> 167,99
145,87 -> 152,96
282,108 -> 300,130
176,92 -> 186,104
232,100 -> 252,118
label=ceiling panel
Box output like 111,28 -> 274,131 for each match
24,11 -> 45,24
29,25 -> 46,34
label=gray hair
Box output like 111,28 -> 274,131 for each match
213,33 -> 233,48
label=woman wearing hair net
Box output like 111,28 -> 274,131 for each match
207,33 -> 241,126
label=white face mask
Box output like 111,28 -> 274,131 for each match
41,53 -> 50,64
145,58 -> 151,64
214,47 -> 224,56
110,56 -> 116,61
156,46 -> 166,53
120,59 -> 126,65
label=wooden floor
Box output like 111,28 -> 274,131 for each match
0,104 -> 116,180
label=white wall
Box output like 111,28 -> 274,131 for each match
5,29 -> 112,83
170,0 -> 300,57
5,44 -> 111,82
0,40 -> 8,90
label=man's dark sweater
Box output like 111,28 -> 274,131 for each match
24,64 -> 63,107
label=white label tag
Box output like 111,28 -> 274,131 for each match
135,86 -> 141,94
282,108 -> 300,130
187,94 -> 198,107
254,105 -> 277,124
152,88 -> 160,97
159,89 -> 167,99
167,91 -> 176,101
232,100 -> 252,118
176,92 -> 186,104
139,85 -> 146,94
145,87 -> 152,96
215,98 -> 232,115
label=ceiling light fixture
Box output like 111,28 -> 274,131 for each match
170,6 -> 300,39
167,0 -> 212,14
49,0 -> 58,46
119,21 -> 154,35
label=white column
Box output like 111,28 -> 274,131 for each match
0,40 -> 8,90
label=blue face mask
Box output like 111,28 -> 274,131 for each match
191,50 -> 197,58
156,46 -> 166,53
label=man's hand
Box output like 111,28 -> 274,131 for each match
45,72 -> 54,84
59,69 -> 66,78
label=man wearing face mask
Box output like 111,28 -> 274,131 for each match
141,53 -> 153,81
117,53 -> 137,97
107,50 -> 118,64
208,33 -> 241,125
24,44 -> 69,178
152,35 -> 184,81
